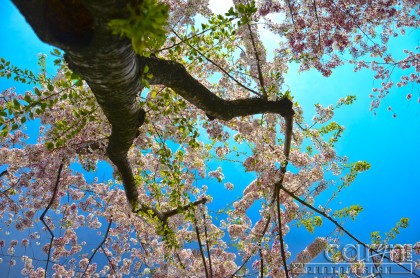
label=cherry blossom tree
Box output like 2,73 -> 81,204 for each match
0,0 -> 419,277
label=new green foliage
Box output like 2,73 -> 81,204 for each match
108,0 -> 169,56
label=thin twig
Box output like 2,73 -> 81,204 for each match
247,23 -> 267,99
172,29 -> 263,98
312,0 -> 323,52
163,198 -> 207,220
0,170 -> 7,178
83,219 -> 113,275
281,187 -> 420,278
203,214 -> 213,277
194,220 -> 209,278
158,18 -> 235,52
100,246 -> 118,275
259,247 -> 264,277
276,189 -> 289,278
285,0 -> 296,29
176,252 -> 186,270
39,163 -> 64,278
231,216 -> 271,277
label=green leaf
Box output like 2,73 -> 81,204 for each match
108,0 -> 169,56
40,102 -> 47,111
53,59 -> 62,66
314,216 -> 323,226
1,127 -> 8,137
45,141 -> 54,150
51,48 -> 61,56
399,217 -> 409,228
24,94 -> 32,103
13,98 -> 21,109
75,79 -> 83,86
70,72 -> 80,80
34,87 -> 41,96
151,90 -> 157,99
353,161 -> 371,172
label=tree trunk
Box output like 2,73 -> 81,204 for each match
11,0 -> 293,206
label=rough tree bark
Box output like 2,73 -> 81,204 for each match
11,0 -> 294,207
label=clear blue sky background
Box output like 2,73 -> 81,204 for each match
1,1 -> 419,277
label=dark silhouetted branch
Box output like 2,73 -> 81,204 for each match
83,219 -> 113,275
194,220 -> 209,278
13,0 -> 294,210
259,247 -> 264,278
285,0 -> 296,28
171,29 -> 263,98
231,216 -> 271,277
101,246 -> 118,276
141,55 -> 294,121
133,198 -> 207,224
281,187 -> 420,278
162,198 -> 207,220
247,23 -> 267,99
0,170 -> 7,178
203,214 -> 213,277
276,191 -> 289,278
175,252 -> 186,270
40,163 -> 64,278
271,114 -> 294,277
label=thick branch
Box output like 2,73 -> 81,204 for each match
133,198 -> 207,224
139,56 -> 295,121
12,0 -> 144,206
162,198 -> 207,220
12,0 -> 294,210
274,115 -> 293,278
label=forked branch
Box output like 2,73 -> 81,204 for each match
171,29 -> 263,98
231,216 -> 271,277
274,115 -> 294,278
281,186 -> 420,278
40,163 -> 64,278
194,219 -> 209,278
247,23 -> 267,99
232,114 -> 294,277
203,214 -> 213,277
140,56 -> 295,121
0,170 -> 7,178
83,219 -> 113,275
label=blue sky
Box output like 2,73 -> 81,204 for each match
1,0 -> 419,276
